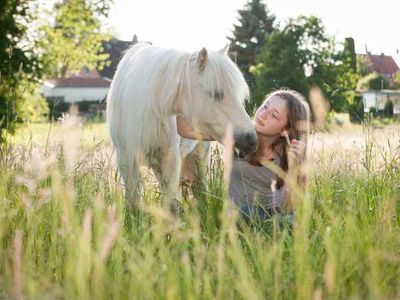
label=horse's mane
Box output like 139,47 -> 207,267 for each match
107,43 -> 249,155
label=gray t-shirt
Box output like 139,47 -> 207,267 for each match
228,155 -> 285,216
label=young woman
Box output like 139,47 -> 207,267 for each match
177,89 -> 310,221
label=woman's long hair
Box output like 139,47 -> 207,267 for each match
246,89 -> 310,189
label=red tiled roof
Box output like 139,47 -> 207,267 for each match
47,76 -> 111,88
361,53 -> 399,77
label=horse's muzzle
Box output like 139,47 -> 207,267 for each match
233,131 -> 258,155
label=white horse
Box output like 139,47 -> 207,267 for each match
107,43 -> 256,208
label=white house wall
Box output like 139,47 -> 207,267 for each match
362,91 -> 400,114
390,94 -> 400,114
363,93 -> 376,112
42,86 -> 109,103
376,94 -> 388,110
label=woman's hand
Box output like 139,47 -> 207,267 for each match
287,139 -> 306,170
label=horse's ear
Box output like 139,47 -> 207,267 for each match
197,47 -> 208,71
219,44 -> 230,56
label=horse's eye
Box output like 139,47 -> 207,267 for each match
207,90 -> 224,101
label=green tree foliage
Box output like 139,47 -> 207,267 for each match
347,91 -> 364,123
0,0 -> 41,142
393,71 -> 400,89
356,55 -> 372,76
383,100 -> 394,118
38,0 -> 113,78
331,37 -> 360,111
343,37 -> 357,72
227,0 -> 275,85
250,26 -> 308,112
357,72 -> 390,91
0,0 -> 113,144
251,17 -> 358,113
368,74 -> 390,90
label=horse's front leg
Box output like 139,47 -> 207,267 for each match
159,144 -> 182,212
116,149 -> 143,211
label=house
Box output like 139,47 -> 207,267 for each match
42,68 -> 111,118
362,89 -> 400,115
358,52 -> 399,83
42,36 -> 136,118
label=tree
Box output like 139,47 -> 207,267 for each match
356,54 -> 372,77
227,0 -> 275,85
37,0 -> 113,78
0,0 -> 41,143
251,17 -> 331,109
357,72 -> 390,91
251,16 -> 358,113
383,100 -> 394,118
250,26 -> 308,112
327,37 -> 359,111
343,37 -> 357,73
347,91 -> 364,123
0,0 -> 113,144
393,71 -> 400,89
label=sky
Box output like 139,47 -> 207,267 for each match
107,0 -> 400,65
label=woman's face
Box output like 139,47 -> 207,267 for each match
254,95 -> 289,137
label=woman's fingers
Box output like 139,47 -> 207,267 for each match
288,139 -> 305,168
289,148 -> 300,156
289,140 -> 305,154
289,144 -> 301,154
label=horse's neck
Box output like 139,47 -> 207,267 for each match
170,97 -> 184,116
154,55 -> 191,117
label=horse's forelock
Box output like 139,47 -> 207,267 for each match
200,52 -> 249,104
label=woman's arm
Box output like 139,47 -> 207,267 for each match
283,139 -> 307,212
176,116 -> 214,141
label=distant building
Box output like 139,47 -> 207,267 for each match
42,68 -> 111,118
362,90 -> 400,115
43,68 -> 111,103
358,52 -> 399,83
42,36 -> 137,118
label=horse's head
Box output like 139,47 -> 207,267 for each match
176,45 -> 257,155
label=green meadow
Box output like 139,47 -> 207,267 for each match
1,119 -> 399,299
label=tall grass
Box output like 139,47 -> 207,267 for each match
0,121 -> 399,299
